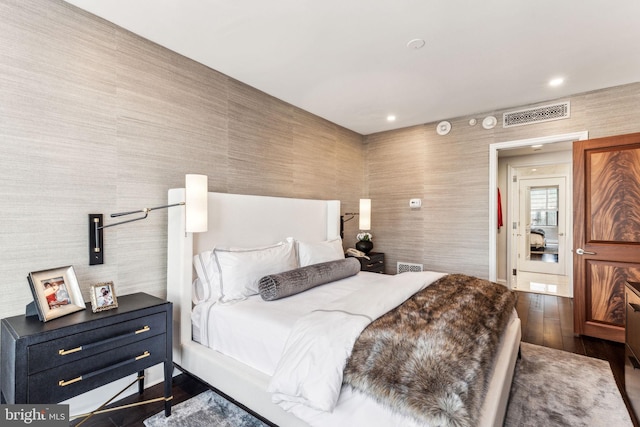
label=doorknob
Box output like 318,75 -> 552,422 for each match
576,248 -> 596,255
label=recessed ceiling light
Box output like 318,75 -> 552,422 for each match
549,77 -> 564,87
387,115 -> 396,122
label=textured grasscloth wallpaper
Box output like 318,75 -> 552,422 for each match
0,0 -> 364,320
1,0 -> 640,321
366,83 -> 640,279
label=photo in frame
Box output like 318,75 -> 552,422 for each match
90,281 -> 118,312
27,266 -> 85,322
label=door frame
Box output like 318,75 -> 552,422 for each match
489,131 -> 588,282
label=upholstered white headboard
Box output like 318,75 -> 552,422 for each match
166,190 -> 340,363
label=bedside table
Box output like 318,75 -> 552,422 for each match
1,292 -> 173,417
350,252 -> 385,273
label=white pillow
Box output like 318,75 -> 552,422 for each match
297,237 -> 345,267
192,250 -> 219,304
215,238 -> 297,302
191,278 -> 206,305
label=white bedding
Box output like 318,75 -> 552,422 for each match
530,232 -> 545,249
192,271 -> 390,375
191,271 -> 518,427
269,271 -> 446,413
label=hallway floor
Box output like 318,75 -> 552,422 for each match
514,270 -> 571,297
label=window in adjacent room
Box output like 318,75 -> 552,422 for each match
530,186 -> 558,227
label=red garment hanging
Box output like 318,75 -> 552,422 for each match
497,188 -> 503,228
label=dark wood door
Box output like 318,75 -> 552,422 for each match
573,132 -> 640,343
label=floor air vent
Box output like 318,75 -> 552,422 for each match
503,101 -> 570,128
397,262 -> 423,274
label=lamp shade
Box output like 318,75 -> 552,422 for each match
359,199 -> 371,230
185,174 -> 208,232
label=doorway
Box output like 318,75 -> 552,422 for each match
488,131 -> 589,289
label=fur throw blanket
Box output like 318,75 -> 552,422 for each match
343,274 -> 516,427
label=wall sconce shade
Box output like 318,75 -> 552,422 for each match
359,199 -> 371,230
185,174 -> 208,233
89,174 -> 208,265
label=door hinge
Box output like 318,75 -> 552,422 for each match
512,269 -> 517,276
512,175 -> 517,182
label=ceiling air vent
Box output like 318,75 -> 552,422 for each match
503,101 -> 570,128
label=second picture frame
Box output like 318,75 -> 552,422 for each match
90,281 -> 118,312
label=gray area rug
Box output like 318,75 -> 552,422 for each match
144,390 -> 269,427
504,342 -> 632,426
145,342 -> 632,427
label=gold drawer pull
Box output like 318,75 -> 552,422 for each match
59,376 -> 83,387
59,326 -> 150,356
58,346 -> 83,356
135,351 -> 150,361
58,351 -> 150,387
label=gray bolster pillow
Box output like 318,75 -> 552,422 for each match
259,257 -> 361,301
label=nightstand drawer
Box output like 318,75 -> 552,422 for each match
352,252 -> 385,273
28,312 -> 167,375
627,286 -> 640,357
28,334 -> 166,403
626,344 -> 640,420
360,257 -> 384,273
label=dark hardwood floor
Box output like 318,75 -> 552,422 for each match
72,291 -> 638,426
69,372 -> 209,427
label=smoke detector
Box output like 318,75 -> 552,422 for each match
436,121 -> 451,135
482,116 -> 498,129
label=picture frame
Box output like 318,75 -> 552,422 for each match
27,266 -> 85,322
90,281 -> 118,312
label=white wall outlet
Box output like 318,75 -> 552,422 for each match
409,198 -> 422,208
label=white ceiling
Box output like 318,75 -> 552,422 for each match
63,0 -> 640,135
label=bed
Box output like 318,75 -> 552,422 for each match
530,228 -> 546,249
167,190 -> 521,427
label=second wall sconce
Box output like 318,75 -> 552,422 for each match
340,198 -> 372,238
359,199 -> 371,231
